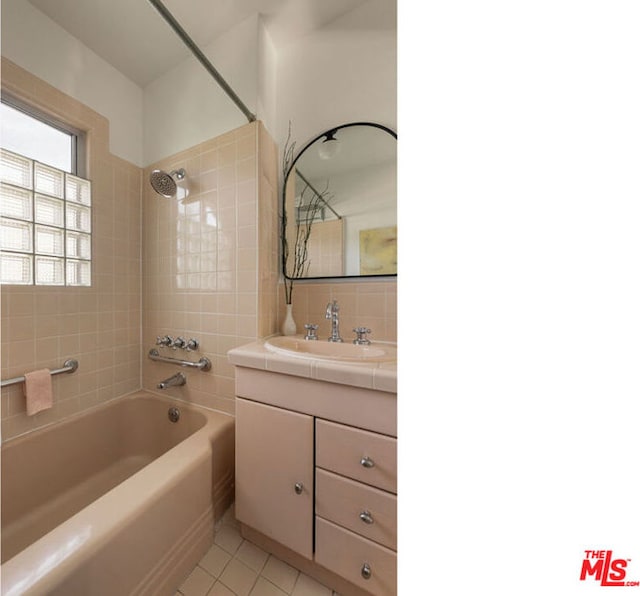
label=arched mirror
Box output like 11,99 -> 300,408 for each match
282,122 -> 397,280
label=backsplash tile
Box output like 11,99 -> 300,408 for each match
281,280 -> 397,343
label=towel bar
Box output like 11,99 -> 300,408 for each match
0,359 -> 79,388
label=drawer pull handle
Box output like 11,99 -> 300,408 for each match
361,563 -> 372,580
360,456 -> 375,468
294,482 -> 304,495
359,510 -> 374,524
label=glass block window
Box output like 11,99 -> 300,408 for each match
0,148 -> 91,286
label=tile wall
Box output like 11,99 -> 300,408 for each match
305,220 -> 345,278
281,280 -> 397,344
141,121 -> 279,415
0,58 -> 142,440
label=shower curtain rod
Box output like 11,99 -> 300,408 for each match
147,0 -> 256,123
296,170 -> 342,220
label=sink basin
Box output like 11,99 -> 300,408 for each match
264,336 -> 397,363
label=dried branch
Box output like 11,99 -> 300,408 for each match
281,123 -> 334,304
281,122 -> 296,304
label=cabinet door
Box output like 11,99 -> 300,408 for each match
235,398 -> 314,559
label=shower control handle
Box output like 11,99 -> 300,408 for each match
156,335 -> 173,347
185,338 -> 199,351
171,337 -> 186,350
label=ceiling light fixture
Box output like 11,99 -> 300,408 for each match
317,129 -> 341,160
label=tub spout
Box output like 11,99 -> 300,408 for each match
157,372 -> 186,389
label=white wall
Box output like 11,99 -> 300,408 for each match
275,26 -> 397,155
143,14 -> 260,165
257,18 -> 278,140
142,6 -> 397,164
1,1 -> 396,169
1,0 -> 144,167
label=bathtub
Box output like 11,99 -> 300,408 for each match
1,390 -> 235,595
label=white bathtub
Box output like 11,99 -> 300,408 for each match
1,390 -> 235,595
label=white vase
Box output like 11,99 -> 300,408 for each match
282,303 -> 297,336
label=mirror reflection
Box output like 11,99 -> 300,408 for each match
283,123 -> 397,279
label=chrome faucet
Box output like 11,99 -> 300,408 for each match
325,300 -> 343,342
157,372 -> 186,389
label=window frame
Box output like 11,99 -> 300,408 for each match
1,92 -> 87,178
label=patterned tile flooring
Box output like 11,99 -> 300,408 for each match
175,505 -> 340,596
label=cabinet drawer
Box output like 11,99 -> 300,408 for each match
316,420 -> 397,493
315,517 -> 396,596
316,468 -> 397,550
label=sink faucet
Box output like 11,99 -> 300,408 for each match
325,300 -> 343,342
157,372 -> 186,389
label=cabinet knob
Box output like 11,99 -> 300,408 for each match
361,563 -> 372,580
294,482 -> 304,495
359,510 -> 374,525
360,456 -> 375,468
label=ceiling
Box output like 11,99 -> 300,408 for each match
27,0 -> 396,87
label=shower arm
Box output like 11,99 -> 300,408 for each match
147,0 -> 256,124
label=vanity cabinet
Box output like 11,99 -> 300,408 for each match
233,368 -> 397,595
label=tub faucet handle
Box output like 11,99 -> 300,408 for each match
156,335 -> 173,347
185,338 -> 199,352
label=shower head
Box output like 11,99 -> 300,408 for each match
149,168 -> 186,198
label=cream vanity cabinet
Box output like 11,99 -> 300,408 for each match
230,353 -> 397,596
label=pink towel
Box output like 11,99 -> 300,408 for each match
24,369 -> 53,416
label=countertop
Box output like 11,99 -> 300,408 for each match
227,337 -> 397,394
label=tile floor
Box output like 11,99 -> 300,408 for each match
175,505 -> 340,596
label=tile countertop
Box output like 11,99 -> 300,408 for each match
227,338 -> 397,394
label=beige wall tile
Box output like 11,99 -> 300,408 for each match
1,59 -> 142,440
140,121 -> 279,412
281,279 -> 397,342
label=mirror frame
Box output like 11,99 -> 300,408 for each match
282,121 -> 397,281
